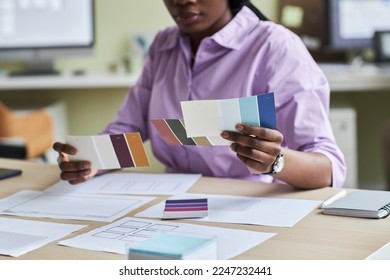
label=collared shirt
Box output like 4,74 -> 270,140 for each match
102,7 -> 346,187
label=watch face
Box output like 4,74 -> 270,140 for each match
273,153 -> 285,173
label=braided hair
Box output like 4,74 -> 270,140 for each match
228,0 -> 269,21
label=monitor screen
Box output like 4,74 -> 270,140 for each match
0,0 -> 94,75
325,0 -> 390,51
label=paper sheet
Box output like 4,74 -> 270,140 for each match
0,217 -> 85,257
45,172 -> 201,195
59,217 -> 276,259
0,190 -> 155,222
366,241 -> 390,260
135,193 -> 321,227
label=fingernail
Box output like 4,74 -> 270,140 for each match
221,131 -> 229,139
236,124 -> 244,131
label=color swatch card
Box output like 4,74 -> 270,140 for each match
66,133 -> 150,170
151,119 -> 230,146
163,198 -> 208,219
181,92 -> 276,137
151,93 -> 276,146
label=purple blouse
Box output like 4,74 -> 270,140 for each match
102,7 -> 346,187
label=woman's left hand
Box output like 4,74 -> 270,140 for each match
221,123 -> 284,174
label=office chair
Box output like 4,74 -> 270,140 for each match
0,102 -> 53,161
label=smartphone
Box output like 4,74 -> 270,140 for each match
0,168 -> 22,180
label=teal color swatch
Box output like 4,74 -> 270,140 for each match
239,95 -> 260,126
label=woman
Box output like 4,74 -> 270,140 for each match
53,0 -> 346,189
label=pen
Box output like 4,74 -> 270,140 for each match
320,190 -> 347,208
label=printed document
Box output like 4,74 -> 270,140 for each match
365,242 -> 390,260
0,217 -> 85,257
59,217 -> 276,259
45,172 -> 201,195
0,190 -> 155,222
135,193 -> 321,227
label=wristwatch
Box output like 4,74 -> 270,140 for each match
266,152 -> 285,174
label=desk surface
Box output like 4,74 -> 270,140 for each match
0,158 -> 389,260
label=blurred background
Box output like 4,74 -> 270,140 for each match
1,0 -> 390,190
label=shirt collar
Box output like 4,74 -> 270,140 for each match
211,6 -> 260,50
156,6 -> 260,52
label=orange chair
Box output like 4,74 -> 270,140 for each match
0,102 -> 54,161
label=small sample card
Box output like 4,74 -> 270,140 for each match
181,92 -> 276,137
163,198 -> 208,220
66,133 -> 150,170
151,92 -> 276,146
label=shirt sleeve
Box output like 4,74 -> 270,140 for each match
259,25 -> 347,188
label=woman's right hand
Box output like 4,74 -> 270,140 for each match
52,142 -> 98,185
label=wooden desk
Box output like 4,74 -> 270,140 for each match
0,158 -> 389,260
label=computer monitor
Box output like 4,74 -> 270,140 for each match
325,0 -> 390,51
0,0 -> 95,76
